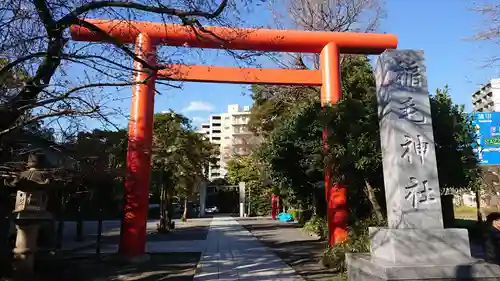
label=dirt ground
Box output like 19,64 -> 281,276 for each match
236,217 -> 336,281
35,253 -> 200,281
237,216 -> 489,281
3,218 -> 213,281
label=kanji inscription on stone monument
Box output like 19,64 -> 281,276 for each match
399,97 -> 427,124
404,177 -> 437,208
400,134 -> 429,165
395,60 -> 421,87
375,49 -> 443,229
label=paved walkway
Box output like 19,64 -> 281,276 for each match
195,217 -> 304,281
74,216 -> 305,281
237,217 -> 335,281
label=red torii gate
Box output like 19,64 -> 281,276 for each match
70,19 -> 397,258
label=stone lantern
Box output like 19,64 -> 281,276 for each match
6,153 -> 53,277
12,190 -> 52,273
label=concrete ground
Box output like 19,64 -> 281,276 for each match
48,216 -> 306,281
59,218 -> 211,252
236,217 -> 336,281
35,218 -> 213,281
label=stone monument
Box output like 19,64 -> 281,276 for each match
199,181 -> 206,217
239,182 -> 246,217
346,50 -> 500,280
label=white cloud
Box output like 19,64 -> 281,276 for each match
183,101 -> 214,112
191,116 -> 205,123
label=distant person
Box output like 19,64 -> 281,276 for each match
484,212 -> 500,264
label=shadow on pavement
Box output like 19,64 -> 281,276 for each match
237,218 -> 337,281
36,252 -> 200,281
91,225 -> 211,245
62,218 -> 213,252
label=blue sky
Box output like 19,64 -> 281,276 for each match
80,0 -> 499,130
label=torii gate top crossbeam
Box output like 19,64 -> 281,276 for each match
70,19 -> 398,54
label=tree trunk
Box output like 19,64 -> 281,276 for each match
157,183 -> 169,233
96,188 -> 103,256
0,211 -> 10,277
55,193 -> 67,250
0,187 -> 11,276
75,198 -> 83,242
475,190 -> 483,222
182,198 -> 188,221
364,179 -> 384,222
166,185 -> 174,228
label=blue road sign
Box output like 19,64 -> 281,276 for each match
471,112 -> 500,165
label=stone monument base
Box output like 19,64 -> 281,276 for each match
346,253 -> 500,281
369,227 -> 472,264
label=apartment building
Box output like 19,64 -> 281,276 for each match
472,78 -> 500,112
198,104 -> 254,181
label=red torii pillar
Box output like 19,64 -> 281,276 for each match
70,19 -> 397,258
271,193 -> 279,220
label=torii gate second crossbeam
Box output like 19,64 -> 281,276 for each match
70,19 -> 398,259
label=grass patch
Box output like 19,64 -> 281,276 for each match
454,206 -> 499,220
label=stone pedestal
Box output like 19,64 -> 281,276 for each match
347,253 -> 500,281
346,50 -> 500,280
11,189 -> 52,277
369,227 -> 471,264
12,224 -> 39,275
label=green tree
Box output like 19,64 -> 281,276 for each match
431,86 -> 482,193
226,155 -> 272,216
63,129 -> 128,240
257,95 -> 323,213
152,111 -> 216,231
255,56 -> 383,221
253,56 -> 481,225
227,156 -> 260,185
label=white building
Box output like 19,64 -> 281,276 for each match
198,104 -> 254,181
472,78 -> 500,112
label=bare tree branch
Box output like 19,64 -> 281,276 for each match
0,107 -> 99,136
470,1 -> 500,67
59,0 -> 229,26
0,0 -> 257,138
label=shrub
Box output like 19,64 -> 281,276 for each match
286,208 -> 313,224
298,209 -> 313,224
302,215 -> 327,239
322,215 -> 386,272
287,209 -> 298,220
248,183 -> 272,216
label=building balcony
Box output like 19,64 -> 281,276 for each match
232,119 -> 248,125
233,132 -> 252,137
232,138 -> 251,146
